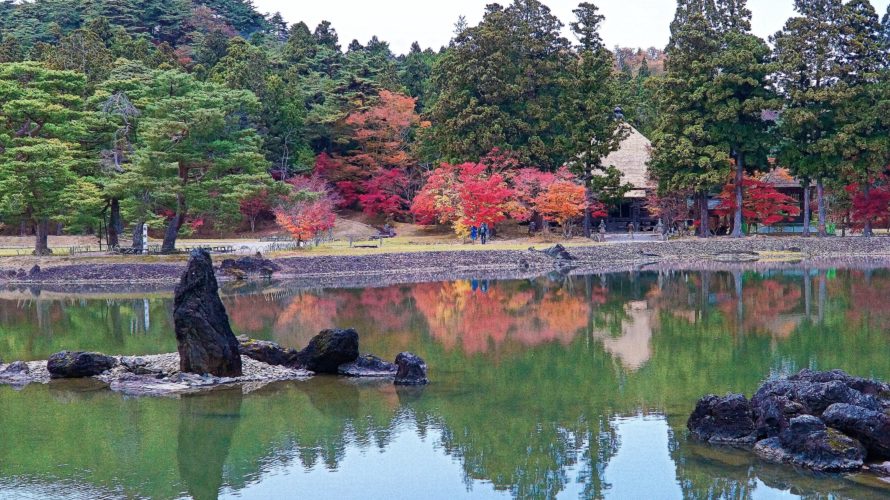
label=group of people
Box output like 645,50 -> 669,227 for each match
469,223 -> 491,244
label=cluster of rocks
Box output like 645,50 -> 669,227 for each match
0,249 -> 428,396
688,369 -> 890,474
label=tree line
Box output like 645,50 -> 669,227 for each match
0,0 -> 888,254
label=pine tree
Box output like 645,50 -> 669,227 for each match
772,0 -> 845,236
0,62 -> 101,254
566,2 -> 630,237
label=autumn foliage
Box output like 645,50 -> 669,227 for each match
845,181 -> 890,232
273,176 -> 337,241
315,90 -> 421,218
714,176 -> 801,227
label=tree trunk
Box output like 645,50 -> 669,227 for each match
108,198 -> 122,249
132,221 -> 144,250
817,180 -> 827,237
862,184 -> 873,237
161,194 -> 186,253
34,218 -> 51,255
731,152 -> 744,238
802,182 -> 811,237
582,186 -> 592,238
699,191 -> 709,238
249,217 -> 256,233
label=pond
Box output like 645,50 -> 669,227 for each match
1,267 -> 889,499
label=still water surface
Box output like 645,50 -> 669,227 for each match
1,268 -> 889,499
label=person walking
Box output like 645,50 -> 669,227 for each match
470,225 -> 478,244
480,223 -> 488,245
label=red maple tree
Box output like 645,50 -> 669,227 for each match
715,176 -> 800,227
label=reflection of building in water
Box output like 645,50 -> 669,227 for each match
590,300 -> 654,371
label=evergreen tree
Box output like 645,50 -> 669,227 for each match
0,62 -> 101,254
835,0 -> 889,236
426,0 -> 574,168
772,0 -> 845,236
566,2 -> 630,237
649,1 -> 728,238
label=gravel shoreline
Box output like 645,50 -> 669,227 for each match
2,236 -> 890,287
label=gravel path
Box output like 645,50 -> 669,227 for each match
1,236 -> 890,287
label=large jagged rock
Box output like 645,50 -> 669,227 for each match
394,352 -> 428,386
294,329 -> 359,374
174,249 -> 242,377
754,415 -> 865,472
47,351 -> 117,378
687,393 -> 758,445
823,403 -> 890,460
752,394 -> 806,438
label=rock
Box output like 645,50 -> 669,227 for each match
751,374 -> 883,418
15,268 -> 26,279
822,403 -> 890,459
174,249 -> 242,377
765,415 -> 866,472
219,256 -> 280,279
28,265 -> 40,277
294,329 -> 359,374
791,368 -> 890,400
393,352 -> 428,386
47,351 -> 118,378
540,244 -> 576,261
120,356 -> 162,376
238,338 -> 298,367
687,393 -> 758,445
752,394 -> 806,438
1,361 -> 29,375
338,354 -> 397,377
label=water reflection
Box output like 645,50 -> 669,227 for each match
1,267 -> 890,498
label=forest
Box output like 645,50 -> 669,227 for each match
0,0 -> 888,254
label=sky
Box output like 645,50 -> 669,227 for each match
253,0 -> 890,54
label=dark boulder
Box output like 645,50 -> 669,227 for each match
294,329 -> 359,374
338,354 -> 397,377
238,337 -> 298,367
174,249 -> 243,377
28,265 -> 40,277
752,394 -> 806,438
219,256 -> 280,279
393,352 -> 428,386
540,244 -> 576,261
15,268 -> 26,279
752,375 -> 883,417
822,403 -> 890,459
121,356 -> 162,376
687,393 -> 758,445
754,415 -> 866,472
791,368 -> 890,400
47,351 -> 117,378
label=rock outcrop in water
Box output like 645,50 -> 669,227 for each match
47,351 -> 118,378
174,249 -> 243,377
394,352 -> 429,386
293,328 -> 359,373
689,369 -> 890,474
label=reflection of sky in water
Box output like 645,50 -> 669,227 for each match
225,425 -> 508,499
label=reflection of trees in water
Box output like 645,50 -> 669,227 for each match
4,269 -> 890,498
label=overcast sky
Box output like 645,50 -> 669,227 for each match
253,0 -> 890,54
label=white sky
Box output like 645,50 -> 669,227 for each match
253,0 -> 890,54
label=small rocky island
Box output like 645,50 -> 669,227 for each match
688,369 -> 890,478
0,249 -> 428,396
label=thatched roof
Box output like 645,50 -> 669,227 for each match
602,125 -> 654,198
758,167 -> 807,189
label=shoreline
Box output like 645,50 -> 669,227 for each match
2,236 -> 890,287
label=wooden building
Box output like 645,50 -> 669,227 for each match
599,126 -> 658,231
